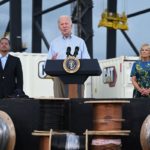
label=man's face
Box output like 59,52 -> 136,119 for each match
0,39 -> 10,55
58,17 -> 72,37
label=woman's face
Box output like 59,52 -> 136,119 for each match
140,46 -> 150,60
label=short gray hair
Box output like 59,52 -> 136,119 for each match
58,15 -> 72,25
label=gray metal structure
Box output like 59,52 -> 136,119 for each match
32,0 -> 93,58
0,0 -> 22,52
0,0 -> 150,57
107,0 -> 117,58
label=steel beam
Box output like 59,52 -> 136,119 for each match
72,0 -> 93,58
10,0 -> 22,52
34,21 -> 50,50
32,0 -> 42,53
121,30 -> 139,56
0,0 -> 9,6
106,0 -> 117,59
127,8 -> 150,18
34,0 -> 77,17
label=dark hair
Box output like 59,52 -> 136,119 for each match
0,37 -> 10,45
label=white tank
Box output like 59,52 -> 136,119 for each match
10,52 -> 54,99
9,53 -> 138,99
91,56 -> 139,98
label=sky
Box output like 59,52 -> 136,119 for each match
0,0 -> 150,60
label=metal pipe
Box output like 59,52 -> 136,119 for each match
0,0 -> 9,6
121,30 -> 139,56
34,0 -> 77,17
34,21 -> 50,50
127,8 -> 150,18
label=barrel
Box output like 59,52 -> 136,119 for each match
0,118 -> 9,150
0,111 -> 16,150
140,115 -> 150,150
84,100 -> 130,150
93,102 -> 123,131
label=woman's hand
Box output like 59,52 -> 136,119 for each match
141,88 -> 150,96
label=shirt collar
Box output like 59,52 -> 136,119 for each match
0,53 -> 9,59
62,33 -> 72,40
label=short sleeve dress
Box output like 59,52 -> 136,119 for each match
130,60 -> 150,98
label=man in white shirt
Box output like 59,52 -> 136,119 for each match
47,15 -> 90,98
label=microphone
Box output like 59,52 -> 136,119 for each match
66,47 -> 71,57
73,46 -> 79,57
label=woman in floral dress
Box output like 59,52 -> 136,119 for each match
130,44 -> 150,98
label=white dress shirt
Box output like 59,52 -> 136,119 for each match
47,34 -> 90,59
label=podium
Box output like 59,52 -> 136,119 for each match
45,59 -> 101,98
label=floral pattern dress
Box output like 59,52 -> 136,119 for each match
130,60 -> 150,98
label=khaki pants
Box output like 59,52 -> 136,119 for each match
53,77 -> 84,98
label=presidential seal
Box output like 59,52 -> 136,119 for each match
63,56 -> 80,73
